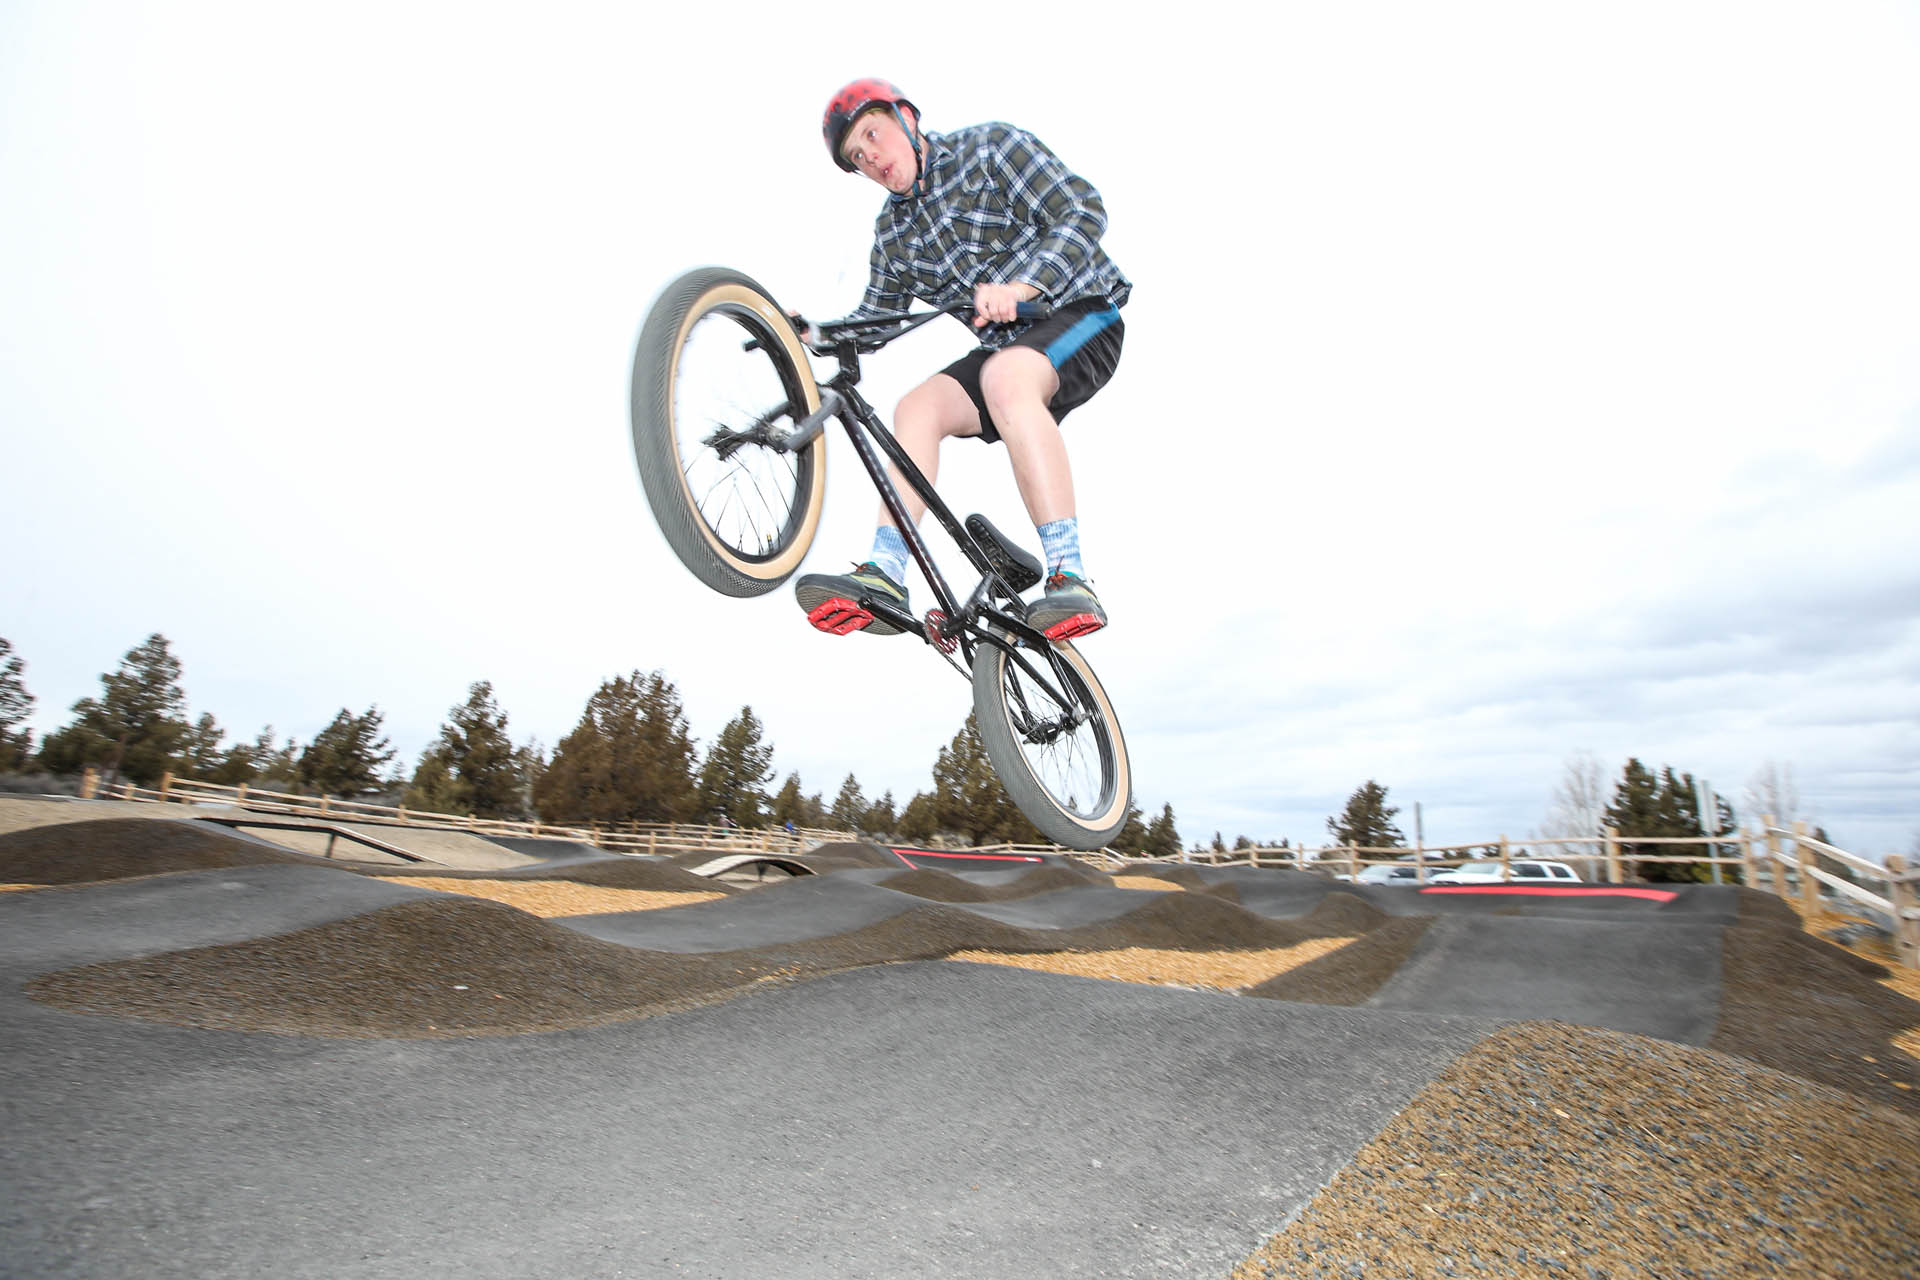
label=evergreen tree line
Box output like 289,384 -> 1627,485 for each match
0,633 -> 1188,850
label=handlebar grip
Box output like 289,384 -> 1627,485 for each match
1014,301 -> 1052,321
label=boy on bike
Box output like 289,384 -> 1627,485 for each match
795,78 -> 1131,643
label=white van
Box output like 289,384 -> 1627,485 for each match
1428,859 -> 1582,885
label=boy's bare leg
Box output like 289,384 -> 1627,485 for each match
977,347 -> 1071,527
878,373 -> 981,530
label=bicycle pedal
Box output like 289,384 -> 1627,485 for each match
964,513 -> 1042,593
1043,613 -> 1106,642
923,609 -> 958,655
807,598 -> 873,635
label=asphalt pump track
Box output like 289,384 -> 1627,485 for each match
0,817 -> 1862,1278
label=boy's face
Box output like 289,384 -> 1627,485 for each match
840,106 -> 918,195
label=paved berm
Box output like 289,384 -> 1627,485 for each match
2,798 -> 1916,1278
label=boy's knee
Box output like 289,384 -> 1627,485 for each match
979,349 -> 1056,413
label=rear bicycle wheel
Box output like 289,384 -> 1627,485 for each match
971,636 -> 1131,850
630,267 -> 826,596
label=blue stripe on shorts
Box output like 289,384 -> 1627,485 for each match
1043,305 -> 1121,369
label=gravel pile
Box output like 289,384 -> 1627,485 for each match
1233,1020 -> 1920,1280
0,818 -> 316,884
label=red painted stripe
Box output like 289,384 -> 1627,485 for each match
1417,885 -> 1679,902
891,848 -> 1046,864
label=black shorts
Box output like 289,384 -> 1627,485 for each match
940,298 -> 1125,443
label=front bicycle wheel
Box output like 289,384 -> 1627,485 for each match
630,267 -> 826,596
971,636 -> 1131,850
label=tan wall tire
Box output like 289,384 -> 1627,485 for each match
971,637 -> 1131,850
630,268 -> 826,597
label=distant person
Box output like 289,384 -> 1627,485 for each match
794,78 -> 1130,643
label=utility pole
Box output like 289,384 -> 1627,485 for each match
1696,777 -> 1723,885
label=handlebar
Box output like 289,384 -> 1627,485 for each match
797,298 -> 1053,355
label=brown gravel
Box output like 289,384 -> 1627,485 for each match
949,938 -> 1355,990
378,877 -> 724,918
1232,1021 -> 1920,1280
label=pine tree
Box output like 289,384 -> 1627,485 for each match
768,773 -> 807,829
251,728 -> 301,791
36,634 -> 189,785
405,682 -> 526,819
927,714 -> 1040,844
831,773 -> 868,830
695,706 -> 775,827
176,713 -> 228,781
1327,780 -> 1405,849
298,707 -> 397,798
866,789 -> 897,836
897,790 -> 938,842
532,671 -> 700,824
1143,803 -> 1181,858
1604,758 -> 1727,882
0,637 -> 36,771
1108,801 -> 1149,855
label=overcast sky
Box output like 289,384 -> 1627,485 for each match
4,2 -> 1916,855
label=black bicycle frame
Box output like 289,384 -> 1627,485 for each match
795,303 -> 1082,712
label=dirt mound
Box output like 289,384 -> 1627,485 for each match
1301,889 -> 1389,935
26,896 -> 785,1038
364,856 -> 730,894
795,840 -> 902,870
880,864 -> 1103,903
1237,1020 -> 1920,1279
0,819 -> 315,886
1712,920 -> 1920,1114
1243,917 -> 1435,1006
1733,885 -> 1810,928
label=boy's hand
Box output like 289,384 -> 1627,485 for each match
786,308 -> 820,349
972,281 -> 1039,327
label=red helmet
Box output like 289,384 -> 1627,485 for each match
822,78 -> 917,172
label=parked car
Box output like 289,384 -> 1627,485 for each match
1429,859 -> 1582,885
1350,864 -> 1422,885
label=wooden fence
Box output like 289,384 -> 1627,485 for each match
73,770 -> 1125,866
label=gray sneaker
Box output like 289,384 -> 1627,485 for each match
1027,572 -> 1107,641
795,563 -> 910,636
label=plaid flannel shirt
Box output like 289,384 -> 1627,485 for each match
852,122 -> 1131,349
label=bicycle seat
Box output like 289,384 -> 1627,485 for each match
965,514 -> 1043,593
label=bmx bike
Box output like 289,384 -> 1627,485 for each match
629,266 -> 1131,850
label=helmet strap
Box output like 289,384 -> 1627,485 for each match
890,103 -> 929,199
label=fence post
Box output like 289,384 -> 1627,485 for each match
1883,855 -> 1918,970
159,771 -> 174,802
1761,815 -> 1791,902
80,767 -> 98,799
1605,827 -> 1622,884
1499,834 -> 1511,881
648,832 -> 657,857
236,782 -> 249,806
1794,820 -> 1820,916
1739,831 -> 1757,885
1347,842 -> 1359,880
